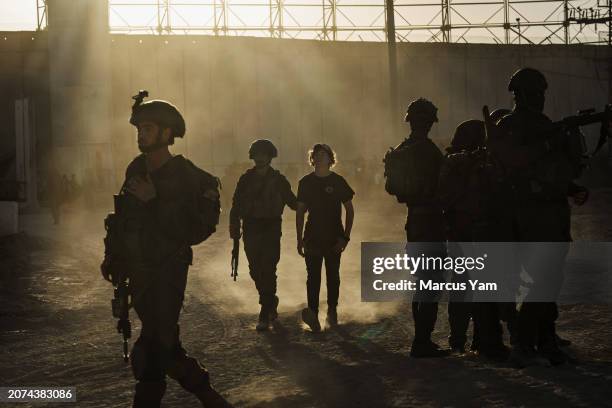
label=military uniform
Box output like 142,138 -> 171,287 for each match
388,98 -> 447,356
439,119 -> 510,357
489,69 -> 582,366
230,166 -> 297,320
496,108 -> 572,363
103,92 -> 228,407
117,154 -> 226,407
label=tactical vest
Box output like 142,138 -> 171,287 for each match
384,138 -> 441,205
237,169 -> 286,220
103,155 -> 220,270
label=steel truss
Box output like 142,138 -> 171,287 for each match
34,0 -> 609,43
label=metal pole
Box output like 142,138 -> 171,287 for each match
385,0 -> 399,139
563,0 -> 569,44
504,0 -> 509,44
441,0 -> 450,42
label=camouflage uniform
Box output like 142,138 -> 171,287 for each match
118,154 -> 227,407
489,69 -> 580,365
230,166 -> 297,317
394,98 -> 447,356
104,92 -> 228,407
496,108 -> 571,361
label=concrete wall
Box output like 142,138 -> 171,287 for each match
108,35 -> 612,179
0,29 -> 610,189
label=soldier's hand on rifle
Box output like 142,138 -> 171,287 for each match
126,175 -> 156,202
101,256 -> 113,282
297,238 -> 305,257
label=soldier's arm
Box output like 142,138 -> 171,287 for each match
296,202 -> 306,256
280,176 -> 298,211
229,176 -> 244,238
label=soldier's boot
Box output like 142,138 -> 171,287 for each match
256,305 -> 270,331
133,380 -> 166,408
555,334 -> 572,347
509,346 -> 550,368
538,323 -> 568,366
301,307 -> 321,333
269,296 -> 279,322
170,356 -> 233,408
193,385 -> 234,408
326,306 -> 338,328
448,302 -> 470,354
410,302 -> 448,358
410,340 -> 450,358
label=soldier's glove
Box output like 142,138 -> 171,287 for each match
229,224 -> 241,240
101,256 -> 113,282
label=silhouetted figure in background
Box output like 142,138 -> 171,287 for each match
439,119 -> 510,360
229,139 -> 297,331
492,68 -> 588,367
384,98 -> 448,358
47,163 -> 63,225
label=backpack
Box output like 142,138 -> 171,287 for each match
184,160 -> 221,245
383,139 -> 439,205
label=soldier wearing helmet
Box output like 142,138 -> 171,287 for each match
492,69 -> 589,368
101,91 -> 229,407
405,97 -> 439,125
385,97 -> 448,357
229,139 -> 297,331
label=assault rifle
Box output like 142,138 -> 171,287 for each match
103,193 -> 132,363
231,237 -> 239,281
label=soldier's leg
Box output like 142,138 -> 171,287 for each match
448,302 -> 471,352
448,269 -> 471,351
475,303 -> 507,359
408,239 -> 446,357
167,343 -> 231,408
243,226 -> 265,300
131,296 -> 171,408
252,226 -> 282,330
499,302 -> 519,346
154,264 -> 231,406
258,224 -> 281,311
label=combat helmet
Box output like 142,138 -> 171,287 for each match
405,98 -> 439,123
249,139 -> 278,159
449,120 -> 485,153
508,68 -> 548,93
129,90 -> 186,139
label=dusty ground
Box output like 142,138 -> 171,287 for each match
1,189 -> 612,408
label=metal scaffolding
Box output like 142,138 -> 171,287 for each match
36,0 -> 47,31
34,0 -> 610,44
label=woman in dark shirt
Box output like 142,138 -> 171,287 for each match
296,144 -> 355,332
